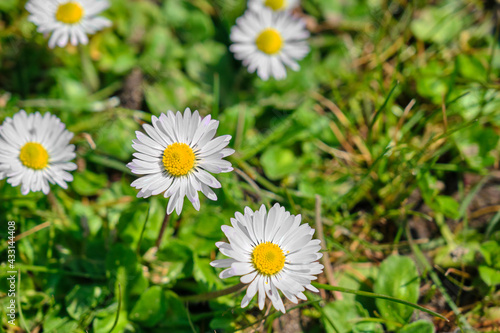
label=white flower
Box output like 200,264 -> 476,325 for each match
25,0 -> 111,48
127,108 -> 234,215
230,9 -> 310,81
210,204 -> 324,313
0,110 -> 77,195
248,0 -> 300,13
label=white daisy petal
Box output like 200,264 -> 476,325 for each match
266,279 -> 286,313
210,258 -> 238,268
296,291 -> 307,300
0,110 -> 76,195
241,275 -> 260,308
127,109 -> 234,215
241,270 -> 259,284
166,191 -> 179,215
211,204 -> 324,313
258,277 -> 266,310
232,262 -> 256,275
219,267 -> 237,279
200,183 -> 218,201
305,284 -> 320,293
218,242 -> 251,262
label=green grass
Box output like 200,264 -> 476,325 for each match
1,0 -> 500,332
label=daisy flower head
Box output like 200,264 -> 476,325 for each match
0,110 -> 77,195
248,0 -> 300,13
229,9 -> 310,81
127,108 -> 235,215
25,0 -> 111,48
210,204 -> 324,313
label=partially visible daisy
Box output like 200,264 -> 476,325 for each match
0,110 -> 77,195
248,0 -> 300,13
25,0 -> 111,48
127,108 -> 234,215
230,9 -> 310,81
210,204 -> 323,313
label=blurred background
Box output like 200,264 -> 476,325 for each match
0,0 -> 499,332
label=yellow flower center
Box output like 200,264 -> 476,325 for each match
255,28 -> 283,55
19,142 -> 49,170
162,143 -> 196,177
251,242 -> 285,276
264,0 -> 286,11
55,2 -> 84,24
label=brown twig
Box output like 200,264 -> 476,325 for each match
393,99 -> 415,146
469,205 -> 500,219
441,93 -> 448,132
13,221 -> 51,242
235,168 -> 262,201
311,92 -> 351,128
256,301 -> 272,333
47,191 -> 69,227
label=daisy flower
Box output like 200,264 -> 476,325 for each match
127,108 -> 234,215
229,9 -> 310,81
0,110 -> 77,195
25,0 -> 111,48
210,204 -> 324,313
248,0 -> 300,13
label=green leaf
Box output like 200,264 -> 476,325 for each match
0,0 -> 16,11
93,311 -> 129,333
156,239 -> 194,283
399,320 -> 435,333
193,256 -> 222,289
333,262 -> 379,313
93,116 -> 139,161
453,124 -> 500,169
312,283 -> 447,321
435,195 -> 460,219
72,170 -> 108,196
210,316 -> 237,331
457,54 -> 487,82
106,244 -> 149,308
260,145 -> 300,180
65,285 -> 103,320
415,61 -> 449,104
43,304 -> 74,332
479,241 -> 500,286
374,255 -> 420,328
410,6 -> 464,44
322,300 -> 383,333
130,286 -> 166,327
478,266 -> 500,286
480,241 -> 500,269
164,290 -> 191,330
185,41 -> 226,81
116,202 -> 150,246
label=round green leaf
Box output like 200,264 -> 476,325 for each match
399,320 -> 435,333
374,255 -> 420,328
129,286 -> 166,327
260,145 -> 299,180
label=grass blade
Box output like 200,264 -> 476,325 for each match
312,282 -> 448,321
369,81 -> 399,130
108,283 -> 122,333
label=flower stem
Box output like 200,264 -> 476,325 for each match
312,282 -> 448,321
181,283 -> 246,303
155,212 -> 170,249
